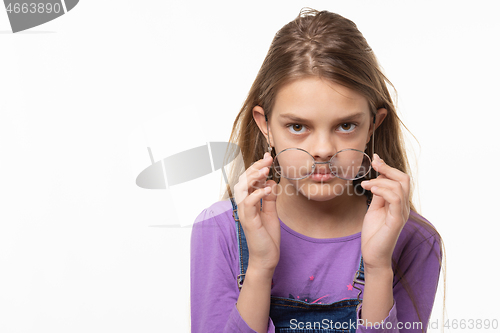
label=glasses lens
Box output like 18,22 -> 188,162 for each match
330,149 -> 371,180
273,148 -> 314,180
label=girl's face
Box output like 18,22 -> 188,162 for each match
265,76 -> 375,201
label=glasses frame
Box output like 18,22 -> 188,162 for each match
265,113 -> 378,181
273,147 -> 372,181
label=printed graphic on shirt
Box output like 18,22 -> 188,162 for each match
280,276 -> 358,304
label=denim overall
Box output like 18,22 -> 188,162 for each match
230,196 -> 371,333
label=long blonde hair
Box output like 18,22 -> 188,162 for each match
220,8 -> 445,332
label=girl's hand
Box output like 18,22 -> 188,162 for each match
360,153 -> 411,271
234,152 -> 280,276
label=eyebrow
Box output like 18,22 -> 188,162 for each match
279,112 -> 366,123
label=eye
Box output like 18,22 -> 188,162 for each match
286,123 -> 306,134
337,123 -> 357,133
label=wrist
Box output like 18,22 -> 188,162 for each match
364,265 -> 393,278
246,264 -> 275,281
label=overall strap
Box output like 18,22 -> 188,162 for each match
351,195 -> 371,308
230,196 -> 249,291
352,255 -> 365,300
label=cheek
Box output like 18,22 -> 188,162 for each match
270,128 -> 292,150
350,127 -> 372,148
338,135 -> 368,150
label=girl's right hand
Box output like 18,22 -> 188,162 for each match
234,152 -> 280,276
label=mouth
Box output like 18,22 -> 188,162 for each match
312,167 -> 331,175
310,171 -> 334,182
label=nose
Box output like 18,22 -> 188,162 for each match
309,133 -> 336,162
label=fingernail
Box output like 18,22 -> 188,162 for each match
373,154 -> 383,166
361,180 -> 369,186
260,166 -> 268,174
263,152 -> 270,160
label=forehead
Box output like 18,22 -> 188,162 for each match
272,77 -> 370,120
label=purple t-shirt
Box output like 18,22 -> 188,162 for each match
190,199 -> 442,332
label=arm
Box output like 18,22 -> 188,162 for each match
356,231 -> 442,332
231,151 -> 280,332
360,266 -> 395,325
190,207 -> 275,333
358,155 -> 441,332
236,266 -> 274,333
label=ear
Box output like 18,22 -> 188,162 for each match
253,105 -> 274,146
366,107 -> 388,144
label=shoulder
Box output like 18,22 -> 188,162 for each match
394,210 -> 443,263
191,199 -> 237,248
190,199 -> 240,288
193,199 -> 234,225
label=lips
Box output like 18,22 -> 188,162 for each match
310,173 -> 334,181
313,168 -> 330,175
310,167 -> 336,181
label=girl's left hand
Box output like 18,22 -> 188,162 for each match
360,153 -> 411,271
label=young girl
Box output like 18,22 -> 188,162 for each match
190,9 -> 443,333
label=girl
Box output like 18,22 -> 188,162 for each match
190,8 -> 443,333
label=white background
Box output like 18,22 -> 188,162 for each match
1,1 -> 499,332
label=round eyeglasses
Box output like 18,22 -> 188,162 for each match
272,147 -> 372,181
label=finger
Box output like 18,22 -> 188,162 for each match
253,165 -> 270,190
244,153 -> 274,186
238,165 -> 271,198
235,159 -> 273,203
361,178 -> 408,215
261,180 -> 278,215
371,154 -> 411,195
261,180 -> 280,243
240,186 -> 273,229
249,152 -> 274,172
368,186 -> 406,228
361,178 -> 405,198
366,169 -> 407,200
369,181 -> 410,222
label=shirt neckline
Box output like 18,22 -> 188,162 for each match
278,217 -> 362,243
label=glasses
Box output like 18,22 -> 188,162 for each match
266,113 -> 378,181
273,147 -> 372,180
